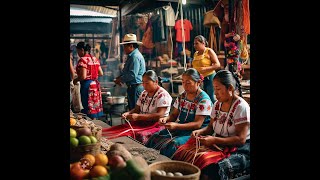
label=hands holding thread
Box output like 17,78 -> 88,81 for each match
192,130 -> 218,148
121,112 -> 130,119
159,117 -> 178,130
164,122 -> 178,131
121,112 -> 139,121
158,117 -> 168,125
191,129 -> 203,138
196,135 -> 216,147
126,113 -> 139,121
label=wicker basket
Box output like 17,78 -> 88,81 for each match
70,142 -> 101,163
70,124 -> 102,141
149,160 -> 200,180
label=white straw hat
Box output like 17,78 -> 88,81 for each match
119,33 -> 143,45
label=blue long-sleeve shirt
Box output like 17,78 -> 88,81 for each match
120,48 -> 146,85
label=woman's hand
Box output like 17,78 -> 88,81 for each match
158,117 -> 168,125
121,112 -> 130,119
126,113 -> 139,121
191,129 -> 203,138
164,122 -> 178,130
198,135 -> 215,147
198,67 -> 207,74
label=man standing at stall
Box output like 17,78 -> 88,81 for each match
114,33 -> 146,110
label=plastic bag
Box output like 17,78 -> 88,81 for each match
72,82 -> 83,112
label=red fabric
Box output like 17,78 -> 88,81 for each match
76,54 -> 100,80
102,121 -> 164,144
87,80 -> 103,115
172,137 -> 237,170
243,0 -> 250,34
175,19 -> 193,42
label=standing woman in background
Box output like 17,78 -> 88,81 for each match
73,42 -> 104,119
192,35 -> 221,104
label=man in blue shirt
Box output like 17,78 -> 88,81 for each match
114,34 -> 146,110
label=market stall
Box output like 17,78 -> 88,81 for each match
70,0 -> 251,179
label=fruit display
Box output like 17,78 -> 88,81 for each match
70,127 -> 98,147
70,113 -> 149,179
70,117 -> 77,125
70,112 -> 105,159
70,113 -> 102,141
70,147 -> 150,180
70,153 -> 109,180
70,126 -> 101,162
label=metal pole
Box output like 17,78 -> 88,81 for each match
119,7 -> 123,63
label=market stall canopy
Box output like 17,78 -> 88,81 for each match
70,0 -> 206,16
70,6 -> 115,34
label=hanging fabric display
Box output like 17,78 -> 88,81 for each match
142,18 -> 155,49
243,0 -> 250,34
163,5 -> 175,27
174,19 -> 193,43
208,26 -> 218,53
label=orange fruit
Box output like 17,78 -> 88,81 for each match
94,153 -> 108,166
70,162 -> 87,179
89,165 -> 108,178
70,118 -> 76,125
83,154 -> 95,166
83,169 -> 90,179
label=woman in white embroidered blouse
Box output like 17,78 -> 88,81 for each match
102,70 -> 172,144
172,70 -> 250,180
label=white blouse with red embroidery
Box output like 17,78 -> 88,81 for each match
210,97 -> 250,139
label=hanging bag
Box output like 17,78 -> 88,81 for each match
203,0 -> 223,28
203,11 -> 221,28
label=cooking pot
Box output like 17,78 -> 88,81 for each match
107,96 -> 126,104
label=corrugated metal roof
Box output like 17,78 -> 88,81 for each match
71,4 -> 118,16
70,7 -> 116,17
70,17 -> 112,23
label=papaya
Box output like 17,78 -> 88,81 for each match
125,157 -> 149,180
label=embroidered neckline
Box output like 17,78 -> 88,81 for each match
141,86 -> 160,114
178,88 -> 201,123
214,97 -> 239,136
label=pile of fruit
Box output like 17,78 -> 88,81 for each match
70,114 -> 102,141
70,115 -> 104,163
70,153 -> 109,180
70,143 -> 149,180
70,127 -> 98,147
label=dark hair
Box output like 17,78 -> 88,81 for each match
182,68 -> 202,83
76,42 -> 91,52
194,35 -> 208,47
143,70 -> 158,82
213,70 -> 242,97
143,70 -> 162,86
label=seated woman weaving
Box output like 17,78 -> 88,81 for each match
172,70 -> 250,180
102,70 -> 172,144
145,68 -> 213,158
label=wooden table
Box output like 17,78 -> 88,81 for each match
109,136 -> 171,164
92,120 -> 171,164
